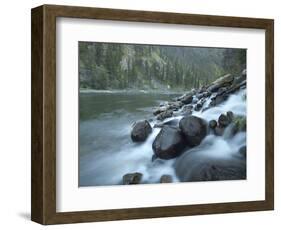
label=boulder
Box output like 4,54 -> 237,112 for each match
209,120 -> 217,129
179,116 -> 207,147
226,111 -> 234,122
175,155 -> 246,182
194,103 -> 203,111
180,94 -> 193,104
169,101 -> 183,111
225,80 -> 246,95
157,110 -> 173,121
152,126 -> 187,159
131,120 -> 152,142
160,175 -> 173,183
188,163 -> 246,181
123,172 -> 143,185
196,93 -> 204,100
218,114 -> 230,127
153,106 -> 168,116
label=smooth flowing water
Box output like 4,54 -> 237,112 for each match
79,90 -> 246,186
79,92 -> 180,186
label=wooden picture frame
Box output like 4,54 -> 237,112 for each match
31,4 -> 274,225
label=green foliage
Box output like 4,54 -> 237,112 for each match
233,116 -> 247,132
222,49 -> 246,74
79,42 -> 246,90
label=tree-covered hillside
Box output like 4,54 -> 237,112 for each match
79,42 -> 246,91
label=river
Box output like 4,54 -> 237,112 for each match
79,92 -> 181,186
79,90 -> 246,186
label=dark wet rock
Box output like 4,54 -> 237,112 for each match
160,175 -> 173,183
226,111 -> 234,122
217,94 -> 229,104
209,100 -> 216,107
218,114 -> 230,127
175,156 -> 246,182
180,94 -> 193,104
157,110 -> 173,121
209,120 -> 217,129
217,86 -> 228,96
179,116 -> 207,147
204,91 -> 211,97
189,163 -> 246,181
239,145 -> 247,158
215,95 -> 225,105
152,126 -> 187,159
194,103 -> 203,111
214,126 -> 224,136
153,106 -> 169,116
183,104 -> 193,110
181,104 -> 193,116
207,74 -> 234,92
226,80 -> 246,95
123,172 -> 143,185
209,94 -> 228,107
240,85 -> 246,90
131,120 -> 152,142
196,93 -> 205,100
169,101 -> 183,110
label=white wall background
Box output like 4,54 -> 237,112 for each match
0,0 -> 279,228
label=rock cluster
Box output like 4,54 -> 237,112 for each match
125,69 -> 247,184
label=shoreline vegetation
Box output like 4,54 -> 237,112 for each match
79,42 -> 246,91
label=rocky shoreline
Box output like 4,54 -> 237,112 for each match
124,69 -> 247,185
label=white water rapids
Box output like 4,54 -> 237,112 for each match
79,89 -> 246,186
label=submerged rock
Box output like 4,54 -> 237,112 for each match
160,175 -> 173,183
214,126 -> 224,136
123,172 -> 143,185
131,120 -> 152,142
179,116 -> 207,147
239,145 -> 247,158
152,126 -> 187,159
175,156 -> 246,182
189,163 -> 246,181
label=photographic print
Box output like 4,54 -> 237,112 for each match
79,42 -> 247,187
